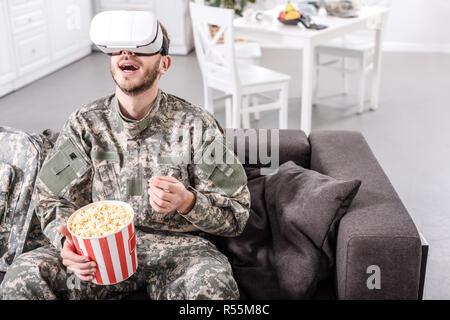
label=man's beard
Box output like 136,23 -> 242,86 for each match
111,57 -> 161,96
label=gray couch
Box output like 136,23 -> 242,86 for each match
280,129 -> 424,299
222,129 -> 425,300
0,129 -> 426,299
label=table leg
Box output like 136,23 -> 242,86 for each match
370,14 -> 387,110
301,40 -> 314,135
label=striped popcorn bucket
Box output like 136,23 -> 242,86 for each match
67,201 -> 138,285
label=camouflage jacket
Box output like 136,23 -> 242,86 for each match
36,89 -> 250,251
0,127 -> 57,271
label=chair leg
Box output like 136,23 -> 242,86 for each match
225,97 -> 232,129
251,95 -> 260,120
279,83 -> 289,129
357,70 -> 367,115
313,52 -> 320,105
242,95 -> 250,128
342,57 -> 349,95
203,85 -> 214,114
357,56 -> 368,114
231,93 -> 242,128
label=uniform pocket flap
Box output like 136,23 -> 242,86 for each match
60,139 -> 89,174
126,178 -> 145,196
49,151 -> 70,175
91,149 -> 121,162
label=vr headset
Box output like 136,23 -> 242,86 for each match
90,10 -> 168,56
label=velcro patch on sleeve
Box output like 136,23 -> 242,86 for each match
39,138 -> 89,196
196,139 -> 247,197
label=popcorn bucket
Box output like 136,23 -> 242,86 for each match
67,201 -> 138,285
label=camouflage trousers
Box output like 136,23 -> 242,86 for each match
0,229 -> 239,300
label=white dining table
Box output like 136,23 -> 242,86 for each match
233,6 -> 390,134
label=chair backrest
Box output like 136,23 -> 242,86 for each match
189,2 -> 240,88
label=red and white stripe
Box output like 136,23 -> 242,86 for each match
72,223 -> 137,285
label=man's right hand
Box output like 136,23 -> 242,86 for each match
59,225 -> 96,282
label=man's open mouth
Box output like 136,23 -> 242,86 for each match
119,61 -> 140,73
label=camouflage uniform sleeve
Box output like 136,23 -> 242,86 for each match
183,115 -> 250,237
36,112 -> 92,251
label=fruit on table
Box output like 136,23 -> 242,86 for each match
285,10 -> 301,20
278,10 -> 302,20
279,2 -> 302,20
285,2 -> 296,13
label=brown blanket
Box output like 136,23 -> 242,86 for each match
211,161 -> 361,299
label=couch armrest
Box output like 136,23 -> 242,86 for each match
309,131 -> 422,300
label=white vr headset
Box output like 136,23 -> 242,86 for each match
90,10 -> 168,56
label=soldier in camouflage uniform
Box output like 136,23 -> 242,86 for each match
0,21 -> 250,300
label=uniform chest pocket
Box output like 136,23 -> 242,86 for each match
91,149 -> 123,201
154,156 -> 189,186
153,164 -> 185,182
92,163 -> 122,201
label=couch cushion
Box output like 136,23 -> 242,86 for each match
211,161 -> 361,299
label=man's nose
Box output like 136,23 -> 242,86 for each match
121,50 -> 135,56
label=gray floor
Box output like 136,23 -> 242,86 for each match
1,50 -> 449,299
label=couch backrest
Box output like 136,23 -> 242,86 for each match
225,129 -> 311,170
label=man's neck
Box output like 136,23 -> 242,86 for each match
116,85 -> 159,121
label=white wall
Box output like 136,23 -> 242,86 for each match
383,0 -> 450,52
242,0 -> 450,98
246,0 -> 450,53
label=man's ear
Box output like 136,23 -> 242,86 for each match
159,55 -> 172,75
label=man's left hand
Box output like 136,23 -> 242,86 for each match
148,176 -> 196,214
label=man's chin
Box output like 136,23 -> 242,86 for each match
118,82 -> 139,92
117,82 -> 153,97
118,86 -> 142,96
116,79 -> 142,93
111,67 -> 159,96
116,75 -> 139,85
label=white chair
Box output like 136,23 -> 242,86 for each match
193,1 -> 262,63
313,0 -> 392,114
189,2 -> 291,129
313,32 -> 375,114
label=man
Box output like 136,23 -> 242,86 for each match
0,16 -> 250,300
